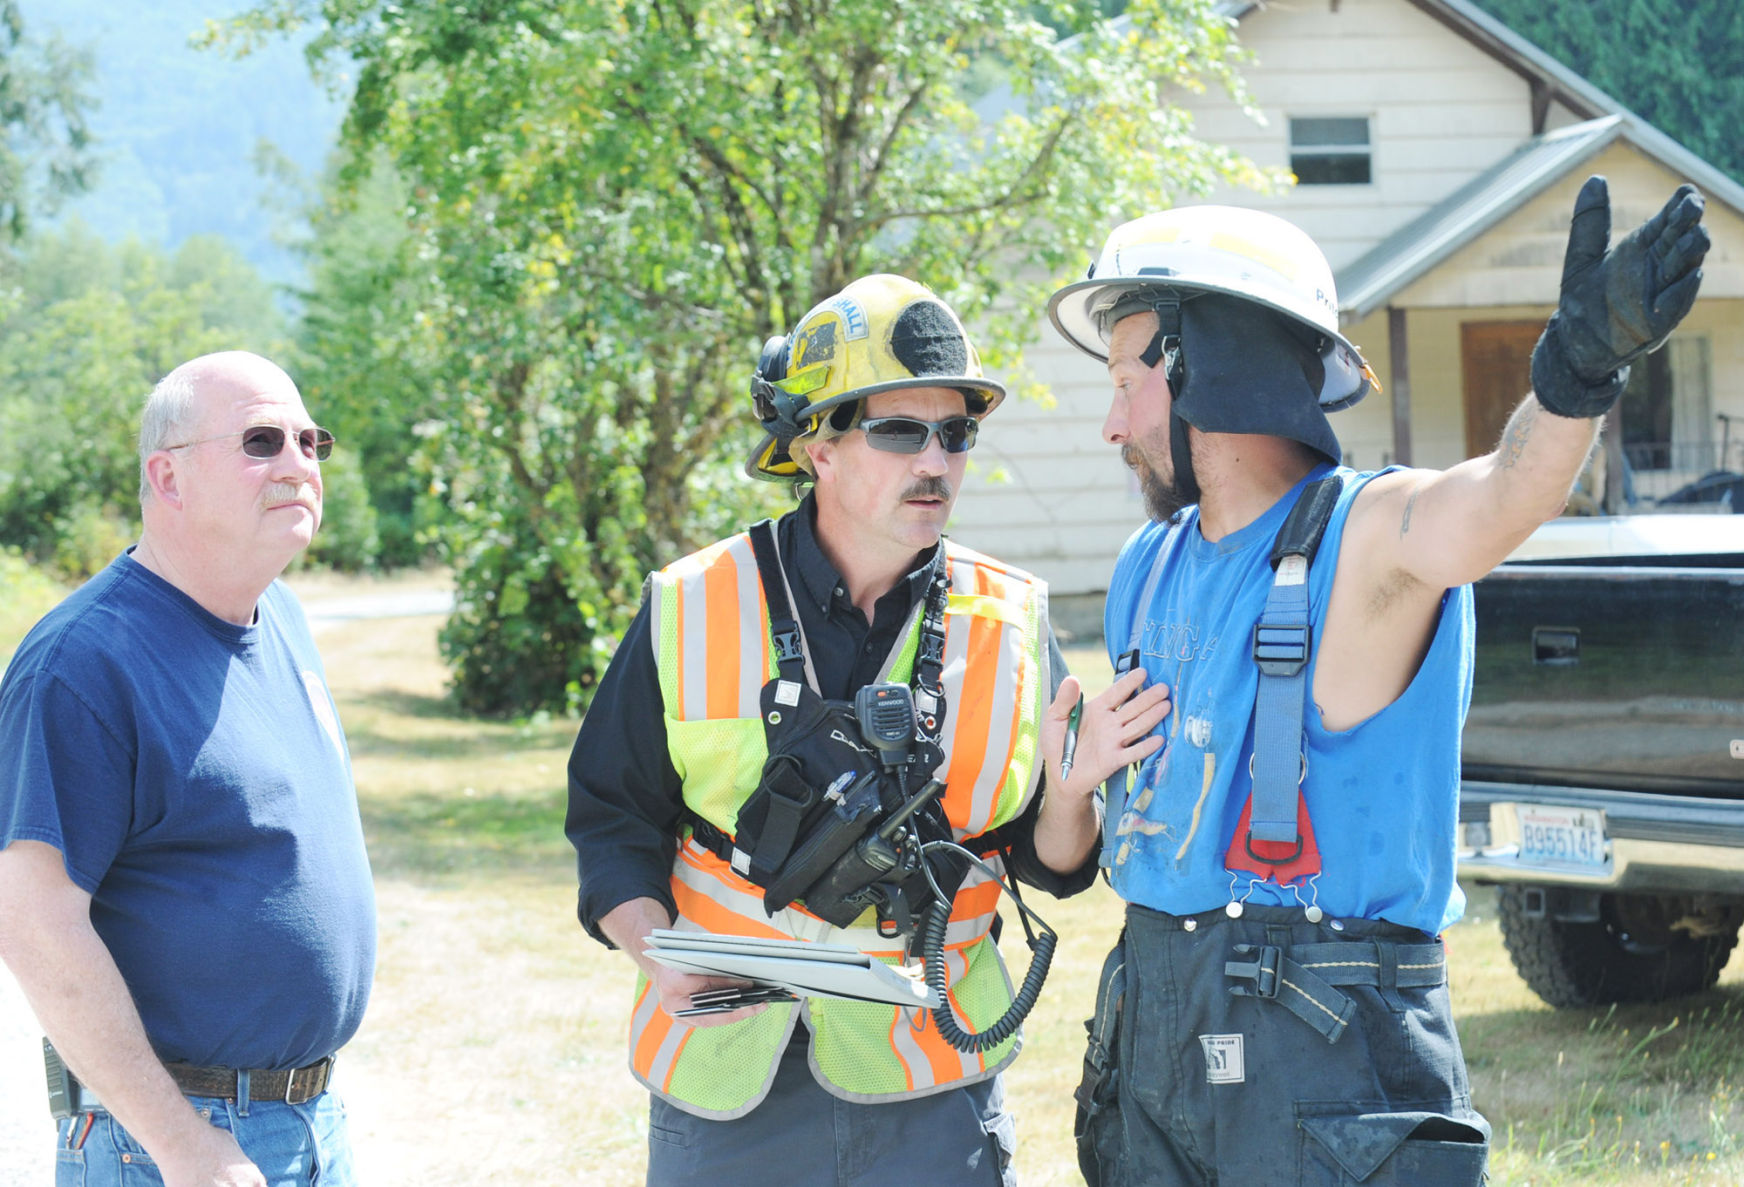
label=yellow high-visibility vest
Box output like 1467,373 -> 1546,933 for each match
628,530 -> 1049,1118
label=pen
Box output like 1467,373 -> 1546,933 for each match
1059,693 -> 1084,781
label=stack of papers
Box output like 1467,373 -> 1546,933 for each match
644,930 -> 940,1010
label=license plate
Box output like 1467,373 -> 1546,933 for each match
1516,804 -> 1607,869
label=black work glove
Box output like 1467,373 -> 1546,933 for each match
1530,175 -> 1708,419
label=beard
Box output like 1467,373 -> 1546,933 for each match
1122,441 -> 1191,522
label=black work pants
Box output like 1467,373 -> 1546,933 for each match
1079,902 -> 1488,1186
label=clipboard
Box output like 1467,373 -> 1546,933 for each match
644,929 -> 939,1009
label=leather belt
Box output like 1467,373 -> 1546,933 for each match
162,1057 -> 334,1105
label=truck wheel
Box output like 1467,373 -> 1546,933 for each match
1496,887 -> 1741,1008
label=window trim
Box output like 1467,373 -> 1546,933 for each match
1289,115 -> 1374,187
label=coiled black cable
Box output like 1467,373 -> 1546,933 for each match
918,841 -> 1058,1053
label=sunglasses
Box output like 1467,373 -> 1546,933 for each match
858,415 -> 979,455
166,425 -> 336,462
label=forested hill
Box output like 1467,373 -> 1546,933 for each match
1469,0 -> 1744,186
14,0 -> 1740,290
15,0 -> 342,286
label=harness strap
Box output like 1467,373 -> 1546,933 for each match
1224,937 -> 1446,1043
748,519 -> 808,686
1245,474 -> 1344,852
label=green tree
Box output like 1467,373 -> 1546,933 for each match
227,0 -> 1277,715
0,0 -> 96,241
292,151 -> 443,569
0,225 -> 293,577
1471,0 -> 1744,185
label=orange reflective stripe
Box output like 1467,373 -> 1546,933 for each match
704,548 -> 743,719
672,855 -> 788,939
888,1011 -> 921,1091
633,982 -> 675,1074
950,874 -> 1003,922
915,1008 -> 964,1084
944,584 -> 998,828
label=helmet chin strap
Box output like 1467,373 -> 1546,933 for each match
1137,300 -> 1200,508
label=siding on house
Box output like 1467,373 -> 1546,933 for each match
948,0 -> 1744,601
1179,0 -> 1585,266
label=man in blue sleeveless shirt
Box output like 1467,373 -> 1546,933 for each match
0,352 -> 376,1187
1045,180 -> 1707,1185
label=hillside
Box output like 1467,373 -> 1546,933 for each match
15,0 -> 343,286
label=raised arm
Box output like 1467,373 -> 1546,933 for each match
1359,176 -> 1710,591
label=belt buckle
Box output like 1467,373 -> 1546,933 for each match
1253,944 -> 1282,998
284,1059 -> 326,1105
1227,943 -> 1283,1000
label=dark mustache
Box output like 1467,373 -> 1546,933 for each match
901,477 -> 953,502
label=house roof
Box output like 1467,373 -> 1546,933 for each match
1049,0 -> 1744,321
1331,0 -> 1744,319
1336,116 -> 1621,321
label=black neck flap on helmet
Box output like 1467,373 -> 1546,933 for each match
1096,288 -> 1342,505
1172,293 -> 1342,466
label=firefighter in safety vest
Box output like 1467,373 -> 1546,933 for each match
1050,187 -> 1708,1187
565,274 -> 1169,1187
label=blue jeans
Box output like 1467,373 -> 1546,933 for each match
54,1092 -> 355,1187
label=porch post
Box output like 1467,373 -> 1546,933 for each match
1388,305 -> 1412,466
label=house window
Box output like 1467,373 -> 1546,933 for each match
1290,117 -> 1372,185
1620,336 -> 1725,505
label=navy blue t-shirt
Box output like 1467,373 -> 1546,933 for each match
0,551 -> 376,1069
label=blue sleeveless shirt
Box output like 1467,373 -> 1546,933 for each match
1102,465 -> 1473,937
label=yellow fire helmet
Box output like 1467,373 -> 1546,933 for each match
745,273 -> 1006,481
1048,206 -> 1376,412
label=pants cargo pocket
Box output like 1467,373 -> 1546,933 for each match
980,1103 -> 1017,1187
1299,1108 -> 1488,1186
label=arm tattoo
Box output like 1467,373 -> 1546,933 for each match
1497,401 -> 1538,471
1399,490 -> 1418,538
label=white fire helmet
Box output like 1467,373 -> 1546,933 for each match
1048,206 -> 1377,411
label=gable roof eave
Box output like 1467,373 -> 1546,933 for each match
1336,117 -> 1622,322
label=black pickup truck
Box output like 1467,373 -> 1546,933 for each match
1458,515 -> 1744,1007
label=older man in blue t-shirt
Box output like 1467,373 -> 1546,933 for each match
0,352 -> 375,1187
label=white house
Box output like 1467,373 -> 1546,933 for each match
951,0 -> 1744,626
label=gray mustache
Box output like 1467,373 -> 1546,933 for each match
265,482 -> 315,505
901,477 -> 953,502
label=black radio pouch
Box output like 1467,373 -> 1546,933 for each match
733,677 -> 964,930
720,518 -> 964,934
735,678 -> 883,888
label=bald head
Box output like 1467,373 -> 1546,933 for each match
139,352 -> 298,504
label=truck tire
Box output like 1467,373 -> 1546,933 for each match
1496,887 -> 1741,1008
